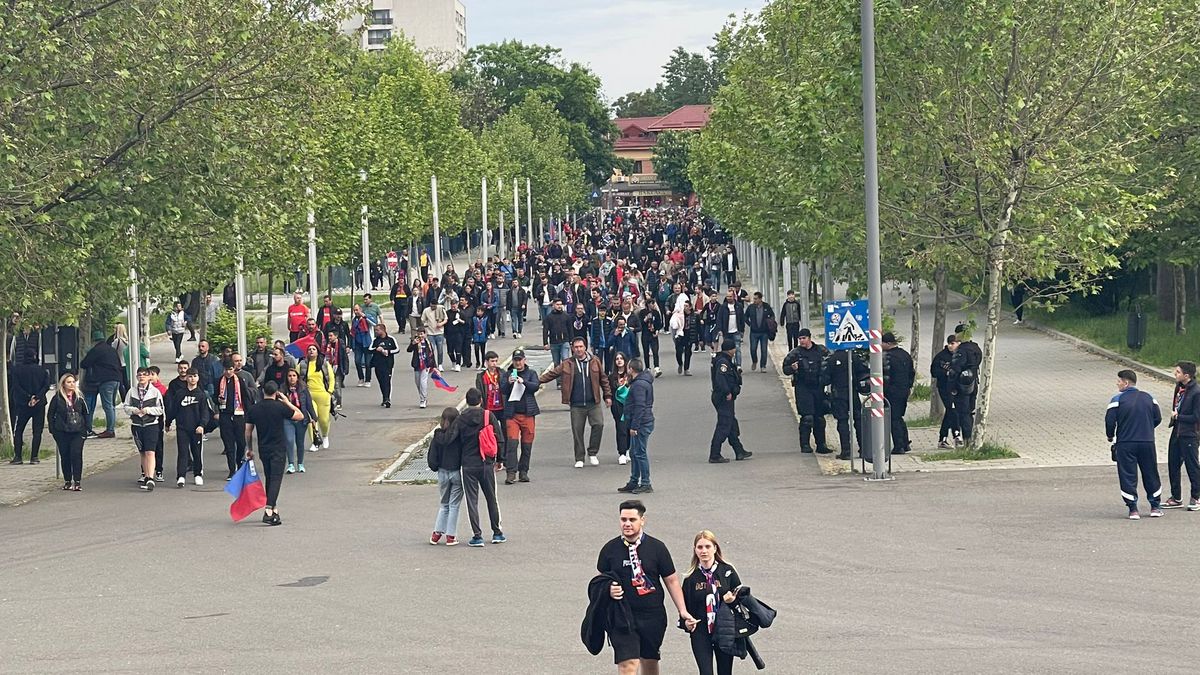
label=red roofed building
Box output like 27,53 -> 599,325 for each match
603,105 -> 711,208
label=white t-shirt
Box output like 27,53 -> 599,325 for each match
726,302 -> 738,334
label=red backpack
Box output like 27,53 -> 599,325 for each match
478,410 -> 499,460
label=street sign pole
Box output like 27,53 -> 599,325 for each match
862,0 -> 889,480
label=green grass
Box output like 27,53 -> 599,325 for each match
0,442 -> 55,462
922,442 -> 1019,462
906,414 -> 934,429
1029,301 -> 1194,369
910,382 -> 932,402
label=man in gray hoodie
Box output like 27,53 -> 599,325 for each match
619,359 -> 656,495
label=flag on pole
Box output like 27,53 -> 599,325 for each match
430,370 -> 457,393
223,460 -> 267,522
285,334 -> 317,361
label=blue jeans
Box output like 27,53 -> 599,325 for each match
285,419 -> 310,465
509,309 -> 523,335
725,333 -> 743,367
85,380 -> 119,433
353,343 -> 374,382
434,468 -> 464,537
749,332 -> 769,367
709,270 -> 722,291
628,421 -> 654,487
539,304 -> 549,323
550,342 -> 569,369
428,334 -> 445,366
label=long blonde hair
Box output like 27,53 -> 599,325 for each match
57,373 -> 78,401
687,530 -> 730,575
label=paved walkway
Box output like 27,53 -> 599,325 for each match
757,282 -> 1177,474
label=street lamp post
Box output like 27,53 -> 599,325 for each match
481,176 -> 489,262
307,186 -> 318,305
525,177 -> 533,247
360,169 -> 370,293
431,174 -> 442,278
861,0 -> 889,480
512,178 -> 520,250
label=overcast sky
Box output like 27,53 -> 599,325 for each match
467,0 -> 766,103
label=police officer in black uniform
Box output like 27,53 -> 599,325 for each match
709,337 -> 752,463
930,334 -> 960,447
782,328 -> 832,453
828,347 -> 869,460
949,323 -> 983,444
881,332 -> 916,454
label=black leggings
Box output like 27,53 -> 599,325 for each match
176,430 -> 203,478
690,629 -> 734,675
473,342 -> 487,366
674,336 -> 692,371
54,432 -> 84,482
171,332 -> 184,359
640,333 -> 660,368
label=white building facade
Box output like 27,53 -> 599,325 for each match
342,0 -> 467,56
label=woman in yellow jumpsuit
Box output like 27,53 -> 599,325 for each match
302,344 -> 335,451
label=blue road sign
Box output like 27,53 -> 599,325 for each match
591,190 -> 600,199
824,299 -> 870,350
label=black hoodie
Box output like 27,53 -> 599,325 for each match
452,406 -> 502,468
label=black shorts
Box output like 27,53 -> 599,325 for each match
611,607 -> 667,664
132,425 -> 158,453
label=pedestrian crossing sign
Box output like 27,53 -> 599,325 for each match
824,299 -> 870,350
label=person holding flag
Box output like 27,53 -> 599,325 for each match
243,381 -> 305,525
407,328 -> 437,409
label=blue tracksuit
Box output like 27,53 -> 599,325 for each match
1106,386 -> 1162,510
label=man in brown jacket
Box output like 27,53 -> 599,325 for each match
539,337 -> 612,467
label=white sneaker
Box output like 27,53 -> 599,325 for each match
618,454 -> 628,465
194,475 -> 204,486
453,364 -> 461,372
176,477 -> 185,488
420,401 -> 427,408
589,456 -> 599,466
322,436 -> 329,450
310,444 -> 319,454
574,461 -> 584,469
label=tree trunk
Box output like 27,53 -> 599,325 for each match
929,263 -> 947,420
909,277 -> 921,375
326,267 -> 334,299
266,271 -> 275,328
1175,264 -> 1187,335
1157,262 -> 1175,322
973,227 -> 1012,447
199,299 -> 209,342
0,321 -> 12,447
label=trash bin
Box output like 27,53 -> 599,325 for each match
860,399 -> 891,465
1127,305 -> 1146,350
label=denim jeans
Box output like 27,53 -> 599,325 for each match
85,380 -> 119,433
725,332 -> 743,367
434,468 -> 464,537
628,421 -> 654,487
353,343 -> 373,382
509,309 -> 523,335
749,332 -> 768,367
550,342 -> 569,369
709,270 -> 722,291
539,304 -> 549,323
428,334 -> 445,366
285,419 -> 310,465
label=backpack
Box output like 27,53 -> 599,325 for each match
478,410 -> 498,461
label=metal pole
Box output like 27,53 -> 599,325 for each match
539,217 -> 545,247
783,255 -> 793,299
235,256 -> 247,357
431,174 -> 442,277
306,187 -> 318,307
526,177 -> 533,248
481,176 -> 489,262
799,261 -> 811,329
512,178 -> 520,250
498,178 -> 506,258
127,256 -> 140,386
770,250 -> 779,309
848,354 -> 856,473
862,0 -> 889,480
360,169 -> 370,294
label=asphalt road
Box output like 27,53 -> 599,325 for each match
2,338 -> 1198,674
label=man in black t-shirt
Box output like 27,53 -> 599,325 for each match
595,500 -> 696,674
246,381 -> 304,526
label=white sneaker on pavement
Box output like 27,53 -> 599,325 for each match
194,475 -> 204,486
618,454 -> 628,465
574,461 -> 584,468
454,364 -> 461,372
589,456 -> 599,466
310,444 -> 319,454
322,436 -> 329,450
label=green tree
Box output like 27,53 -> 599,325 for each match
612,89 -> 671,118
452,41 -> 618,186
654,131 -> 695,196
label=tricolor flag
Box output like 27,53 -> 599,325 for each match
430,370 -> 457,393
285,334 -> 318,361
224,460 -> 267,522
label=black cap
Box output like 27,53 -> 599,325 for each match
720,337 -> 737,352
798,328 -> 812,338
881,332 -> 897,344
512,349 -> 526,360
954,323 -> 968,334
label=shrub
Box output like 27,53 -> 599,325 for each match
205,308 -> 273,351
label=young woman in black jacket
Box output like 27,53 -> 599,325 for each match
48,373 -> 89,491
682,530 -> 742,675
427,407 -> 463,546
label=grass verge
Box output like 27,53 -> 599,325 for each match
910,382 -> 932,402
1028,301 -> 1193,369
906,414 -> 933,429
0,442 -> 55,462
922,442 -> 1019,462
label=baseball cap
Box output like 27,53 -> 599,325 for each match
720,337 -> 737,352
512,349 -> 526,360
881,332 -> 897,344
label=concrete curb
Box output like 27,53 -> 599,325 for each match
1018,321 -> 1175,384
